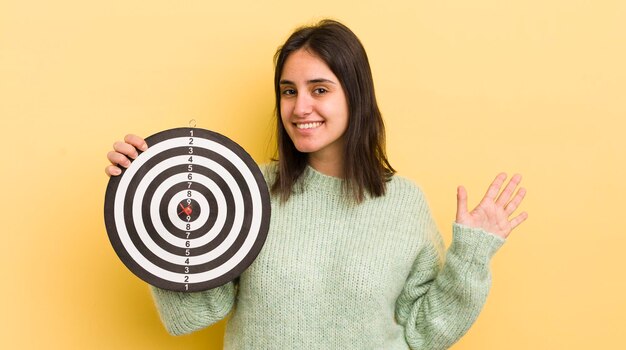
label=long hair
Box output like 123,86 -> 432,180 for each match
272,19 -> 395,203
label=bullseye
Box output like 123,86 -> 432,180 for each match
179,203 -> 192,216
177,198 -> 200,222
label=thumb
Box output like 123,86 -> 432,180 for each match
456,185 -> 468,222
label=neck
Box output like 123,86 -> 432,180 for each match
307,153 -> 344,178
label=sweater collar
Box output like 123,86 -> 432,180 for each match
299,165 -> 345,194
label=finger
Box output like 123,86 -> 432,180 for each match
509,211 -> 528,231
505,187 -> 527,216
107,150 -> 131,168
481,172 -> 507,204
113,141 -> 140,160
124,134 -> 148,152
105,165 -> 122,177
456,185 -> 469,222
496,173 -> 522,207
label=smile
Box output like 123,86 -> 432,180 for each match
295,122 -> 323,129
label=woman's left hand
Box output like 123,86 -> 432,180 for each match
456,173 -> 528,239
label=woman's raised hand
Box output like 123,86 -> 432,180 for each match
105,134 -> 148,177
455,173 -> 528,239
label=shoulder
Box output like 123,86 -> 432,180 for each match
383,174 -> 437,218
385,174 -> 427,203
365,174 -> 432,215
258,162 -> 278,187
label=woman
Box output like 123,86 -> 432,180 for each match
105,19 -> 527,349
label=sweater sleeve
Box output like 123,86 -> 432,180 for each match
149,281 -> 237,336
395,222 -> 505,350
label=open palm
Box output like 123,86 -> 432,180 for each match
456,173 -> 528,239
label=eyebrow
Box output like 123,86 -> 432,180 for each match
279,78 -> 337,85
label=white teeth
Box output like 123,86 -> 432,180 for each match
296,122 -> 323,129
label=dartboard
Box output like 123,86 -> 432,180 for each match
104,127 -> 271,292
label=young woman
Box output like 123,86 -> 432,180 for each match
105,19 -> 527,349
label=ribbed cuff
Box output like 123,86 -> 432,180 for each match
449,223 -> 505,264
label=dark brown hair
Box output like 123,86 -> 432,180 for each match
271,19 -> 395,203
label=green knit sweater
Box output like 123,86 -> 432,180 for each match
150,165 -> 505,349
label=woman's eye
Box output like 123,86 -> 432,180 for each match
313,87 -> 328,95
282,89 -> 296,96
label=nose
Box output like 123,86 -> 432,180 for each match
293,92 -> 313,118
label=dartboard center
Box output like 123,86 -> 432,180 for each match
177,198 -> 202,222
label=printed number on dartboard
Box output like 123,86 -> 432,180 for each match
184,129 -> 194,290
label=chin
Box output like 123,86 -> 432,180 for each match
293,144 -> 319,154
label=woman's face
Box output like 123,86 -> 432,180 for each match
279,49 -> 349,163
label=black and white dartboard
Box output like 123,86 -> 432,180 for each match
104,127 -> 271,292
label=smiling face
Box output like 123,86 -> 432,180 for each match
279,49 -> 349,170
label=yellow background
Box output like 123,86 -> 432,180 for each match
1,0 -> 624,349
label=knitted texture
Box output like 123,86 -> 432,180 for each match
150,165 -> 505,349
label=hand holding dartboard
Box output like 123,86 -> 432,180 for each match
104,128 -> 271,292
